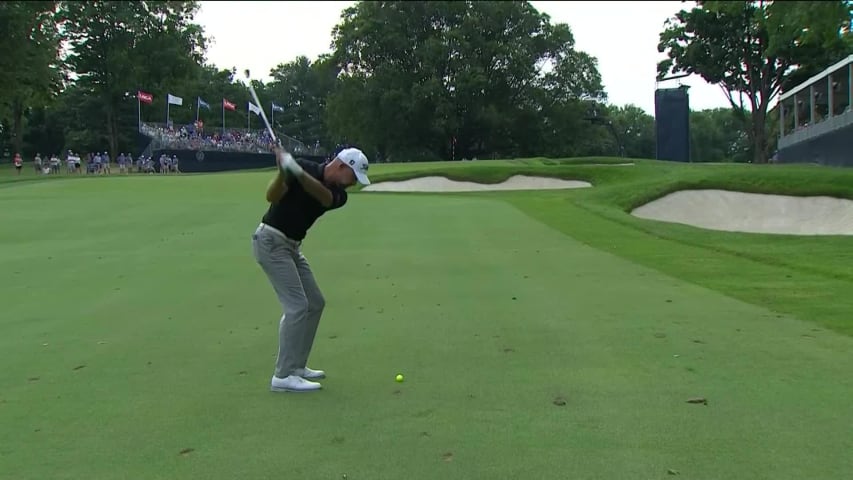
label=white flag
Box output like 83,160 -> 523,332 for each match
168,94 -> 183,106
248,102 -> 262,116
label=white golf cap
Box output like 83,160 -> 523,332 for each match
337,147 -> 370,185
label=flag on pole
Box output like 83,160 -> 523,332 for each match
166,94 -> 182,126
247,102 -> 261,129
270,102 -> 283,129
196,97 -> 211,123
222,98 -> 236,134
137,91 -> 152,132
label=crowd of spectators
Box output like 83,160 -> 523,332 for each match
17,151 -> 161,176
6,123 -> 331,177
139,122 -> 321,156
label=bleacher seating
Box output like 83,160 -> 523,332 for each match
139,122 -> 324,157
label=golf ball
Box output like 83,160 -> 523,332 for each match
395,374 -> 404,382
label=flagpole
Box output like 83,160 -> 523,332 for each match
166,96 -> 170,127
137,95 -> 141,132
222,99 -> 225,136
271,102 -> 274,128
196,97 -> 199,123
247,103 -> 250,130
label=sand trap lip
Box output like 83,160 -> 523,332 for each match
582,162 -> 635,167
631,189 -> 853,235
362,175 -> 592,192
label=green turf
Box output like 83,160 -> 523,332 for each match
361,158 -> 853,337
2,160 -> 853,479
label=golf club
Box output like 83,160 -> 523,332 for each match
244,68 -> 291,174
244,68 -> 277,144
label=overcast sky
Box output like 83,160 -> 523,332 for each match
194,1 -> 733,115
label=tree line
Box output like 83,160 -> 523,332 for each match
1,1 -> 850,164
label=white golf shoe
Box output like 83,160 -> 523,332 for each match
294,367 -> 326,379
270,375 -> 322,392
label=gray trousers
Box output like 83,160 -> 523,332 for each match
251,223 -> 326,379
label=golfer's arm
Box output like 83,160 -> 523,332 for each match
265,170 -> 289,203
295,173 -> 333,208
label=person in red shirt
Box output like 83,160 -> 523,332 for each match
13,153 -> 23,175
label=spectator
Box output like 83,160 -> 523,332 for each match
138,122 -> 319,156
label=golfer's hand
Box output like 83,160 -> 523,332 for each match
272,147 -> 297,175
273,147 -> 289,177
281,153 -> 304,178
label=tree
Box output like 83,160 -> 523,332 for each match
0,1 -> 63,157
266,55 -> 339,148
181,64 -> 249,134
59,1 -> 207,158
657,0 -> 853,164
689,108 -> 750,163
607,104 -> 655,159
22,103 -> 66,158
328,0 -> 604,161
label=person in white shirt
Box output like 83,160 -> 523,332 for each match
51,154 -> 62,174
66,152 -> 79,174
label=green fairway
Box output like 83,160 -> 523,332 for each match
2,161 -> 852,479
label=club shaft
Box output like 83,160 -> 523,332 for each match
248,84 -> 276,142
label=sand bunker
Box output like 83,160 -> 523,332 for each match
363,175 -> 592,192
583,162 -> 635,167
631,189 -> 853,235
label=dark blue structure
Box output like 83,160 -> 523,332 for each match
654,86 -> 691,163
775,121 -> 853,167
776,55 -> 852,166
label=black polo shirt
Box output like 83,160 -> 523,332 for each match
261,158 -> 348,241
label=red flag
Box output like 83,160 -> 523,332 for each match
137,91 -> 153,104
223,98 -> 236,111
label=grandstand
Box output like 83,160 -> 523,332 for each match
776,54 -> 852,166
138,122 -> 328,173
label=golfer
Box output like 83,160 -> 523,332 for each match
252,145 -> 370,392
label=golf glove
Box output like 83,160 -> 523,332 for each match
283,153 -> 303,177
